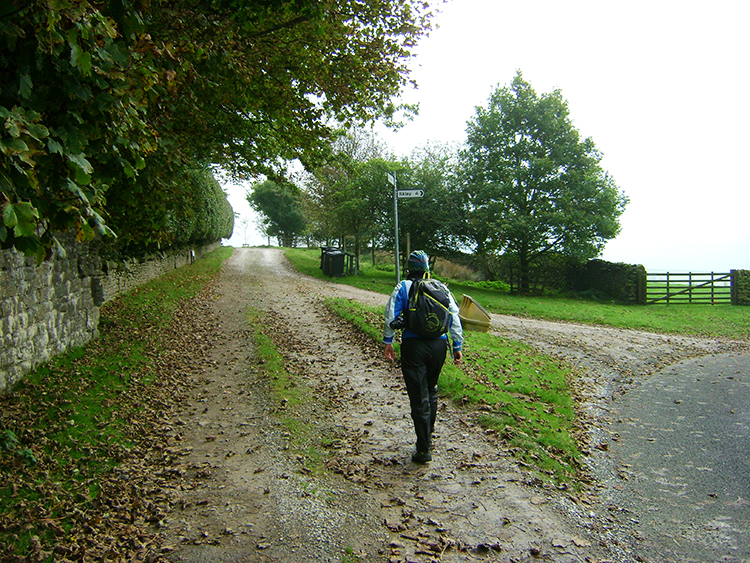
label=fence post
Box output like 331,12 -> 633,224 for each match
636,268 -> 647,304
731,270 -> 737,305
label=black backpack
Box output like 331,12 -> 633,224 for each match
404,278 -> 452,338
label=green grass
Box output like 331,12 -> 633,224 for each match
286,247 -> 750,341
0,246 -> 234,560
325,298 -> 584,484
285,247 -> 399,294
299,246 -> 749,483
246,307 -> 329,474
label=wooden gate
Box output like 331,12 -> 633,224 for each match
639,271 -> 734,304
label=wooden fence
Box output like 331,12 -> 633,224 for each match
638,271 -> 735,304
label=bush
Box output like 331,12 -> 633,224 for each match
433,258 -> 482,282
566,259 -> 644,304
169,168 -> 235,246
461,279 -> 511,293
103,166 -> 234,257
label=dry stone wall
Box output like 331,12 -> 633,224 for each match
97,243 -> 220,303
0,239 -> 220,393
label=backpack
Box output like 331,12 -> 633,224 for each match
404,278 -> 452,338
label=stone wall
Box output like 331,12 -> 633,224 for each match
97,242 -> 220,304
0,239 -> 221,393
0,240 -> 100,392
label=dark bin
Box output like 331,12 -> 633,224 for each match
320,246 -> 337,270
325,250 -> 345,277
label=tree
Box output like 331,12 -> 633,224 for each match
305,137 -> 462,271
248,179 -> 306,247
1,2 -> 151,259
458,71 -> 628,291
1,0 -> 434,258
304,127 -> 389,253
342,158 -> 396,263
396,143 -> 462,261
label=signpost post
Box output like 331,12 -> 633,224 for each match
387,172 -> 399,282
388,172 -> 424,283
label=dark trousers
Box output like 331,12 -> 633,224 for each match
400,337 -> 448,452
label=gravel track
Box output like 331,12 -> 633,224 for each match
159,248 -> 749,563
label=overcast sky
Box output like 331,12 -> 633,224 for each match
226,0 -> 749,272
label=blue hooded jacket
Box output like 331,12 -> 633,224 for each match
383,278 -> 463,352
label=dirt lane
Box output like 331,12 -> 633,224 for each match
160,248 -> 619,562
159,248 -> 748,563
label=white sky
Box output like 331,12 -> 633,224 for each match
222,179 -> 268,247
226,0 -> 750,272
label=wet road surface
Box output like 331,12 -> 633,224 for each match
609,352 -> 750,562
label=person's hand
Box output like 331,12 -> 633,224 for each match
384,343 -> 396,362
453,350 -> 463,365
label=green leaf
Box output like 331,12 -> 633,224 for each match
68,153 -> 93,174
70,43 -> 92,74
14,235 -> 42,260
121,159 -> 136,178
79,51 -> 92,74
27,123 -> 49,141
75,166 -> 92,185
19,74 -> 32,98
0,138 -> 29,155
3,203 -> 18,228
65,179 -> 89,203
52,236 -> 68,259
13,201 -> 38,222
12,202 -> 39,237
47,138 -> 64,155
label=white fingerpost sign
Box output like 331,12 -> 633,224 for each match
397,189 -> 424,198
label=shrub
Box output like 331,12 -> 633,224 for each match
461,279 -> 511,293
103,166 -> 234,257
433,258 -> 482,282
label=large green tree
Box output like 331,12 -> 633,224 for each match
1,0 -> 434,258
396,143 -> 462,260
458,72 -> 628,291
304,127 -> 389,252
248,179 -> 306,247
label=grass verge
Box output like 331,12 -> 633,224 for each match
246,307 -> 327,474
0,246 -> 233,560
325,297 -> 585,485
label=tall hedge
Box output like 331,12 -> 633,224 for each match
169,168 -> 234,246
102,167 -> 233,257
733,270 -> 750,306
566,259 -> 645,304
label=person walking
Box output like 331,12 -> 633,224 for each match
383,250 -> 463,463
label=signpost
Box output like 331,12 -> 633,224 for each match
388,173 -> 424,283
397,189 -> 424,198
387,172 -> 400,282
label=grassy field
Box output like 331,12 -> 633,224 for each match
285,248 -> 750,340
